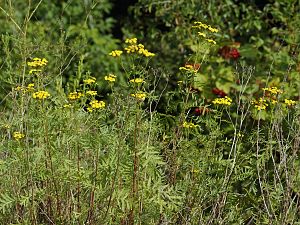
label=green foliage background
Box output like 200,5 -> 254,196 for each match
0,0 -> 300,224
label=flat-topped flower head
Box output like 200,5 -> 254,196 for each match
63,104 -> 72,108
183,121 -> 197,128
29,69 -> 42,75
83,77 -> 96,85
198,32 -> 206,37
179,64 -> 198,73
13,131 -> 25,140
68,91 -> 84,100
131,92 -> 147,101
125,38 -> 138,44
129,78 -> 144,83
86,90 -> 97,96
212,96 -> 232,106
206,39 -> 217,45
284,99 -> 296,106
104,74 -> 116,82
124,38 -> 155,57
32,91 -> 50,100
252,98 -> 268,110
27,83 -> 35,92
87,100 -> 105,112
27,58 -> 48,67
262,87 -> 283,95
109,50 -> 123,57
193,21 -> 219,33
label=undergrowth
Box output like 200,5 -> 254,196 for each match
0,2 -> 300,225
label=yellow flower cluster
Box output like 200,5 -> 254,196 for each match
29,69 -> 42,74
27,83 -> 35,92
284,99 -> 296,106
86,90 -> 97,96
198,32 -> 206,37
252,98 -> 268,110
262,87 -> 283,95
183,121 -> 197,128
131,92 -> 147,101
206,39 -> 217,45
212,96 -> 232,106
3,124 -> 10,129
193,21 -> 219,33
32,91 -> 50,100
87,100 -> 105,112
14,83 -> 35,93
124,39 -> 155,57
125,38 -> 137,44
13,131 -> 25,140
192,22 -> 218,45
63,104 -> 72,108
109,50 -> 123,57
68,91 -> 84,100
109,38 -> 155,57
129,78 -> 144,83
27,58 -> 48,67
104,74 -> 116,82
14,86 -> 23,91
179,64 -> 197,72
83,77 -> 96,85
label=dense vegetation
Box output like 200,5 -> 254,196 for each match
0,0 -> 299,224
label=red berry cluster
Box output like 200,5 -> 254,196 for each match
212,88 -> 227,97
230,48 -> 240,59
218,46 -> 240,60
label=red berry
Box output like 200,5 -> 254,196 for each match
212,88 -> 227,97
230,48 -> 240,59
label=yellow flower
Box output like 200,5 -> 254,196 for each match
86,90 -> 97,96
27,83 -> 35,92
193,21 -> 219,33
131,92 -> 146,101
68,91 -> 84,100
13,131 -> 25,140
191,169 -> 199,173
252,98 -> 268,110
198,32 -> 206,37
83,77 -> 96,85
32,91 -> 50,100
14,86 -> 24,91
129,78 -> 144,83
27,58 -> 48,67
125,45 -> 139,53
138,48 -> 155,57
3,124 -> 10,129
179,64 -> 197,72
212,96 -> 232,106
29,69 -> 42,74
88,100 -> 105,112
284,99 -> 296,106
124,41 -> 155,57
262,87 -> 283,95
104,74 -> 116,82
109,50 -> 123,57
206,39 -> 217,45
63,104 -> 72,108
125,38 -> 138,44
271,99 -> 278,104
208,26 -> 219,33
183,121 -> 197,128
